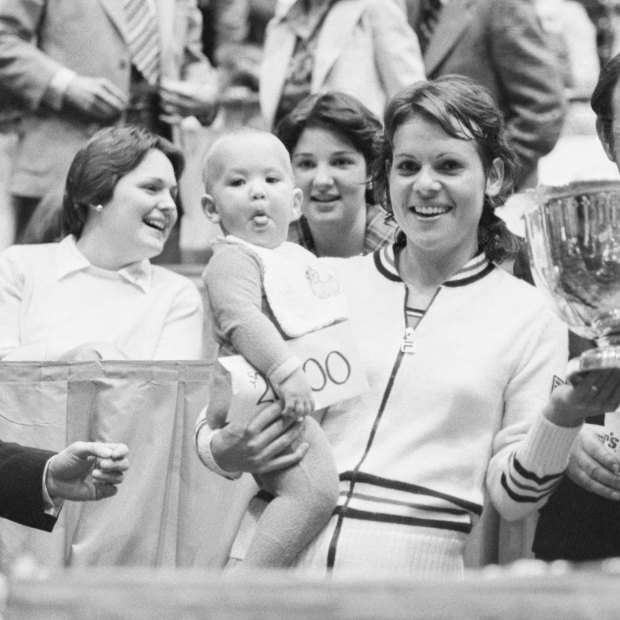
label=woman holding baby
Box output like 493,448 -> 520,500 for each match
197,75 -> 620,577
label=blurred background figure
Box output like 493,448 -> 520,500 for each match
534,0 -> 619,185
0,0 -> 219,260
275,91 -> 395,257
404,0 -> 566,189
259,0 -> 425,129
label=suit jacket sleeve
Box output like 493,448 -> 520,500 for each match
367,0 -> 426,99
0,440 -> 57,531
182,0 -> 218,83
489,0 -> 567,183
0,0 -> 65,110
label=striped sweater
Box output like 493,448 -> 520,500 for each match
230,245 -> 579,575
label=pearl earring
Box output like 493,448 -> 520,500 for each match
95,204 -> 103,213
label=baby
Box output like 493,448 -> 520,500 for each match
198,129 -> 341,568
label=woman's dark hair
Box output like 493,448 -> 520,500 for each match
62,125 -> 185,237
274,91 -> 383,203
591,53 -> 620,151
373,75 -> 520,263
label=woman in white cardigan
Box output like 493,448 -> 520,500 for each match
259,0 -> 425,128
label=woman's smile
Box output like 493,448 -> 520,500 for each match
409,203 -> 453,218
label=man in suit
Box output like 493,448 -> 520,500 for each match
405,0 -> 567,188
0,0 -> 219,243
1,440 -> 129,531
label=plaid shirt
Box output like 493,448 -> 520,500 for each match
287,204 -> 396,256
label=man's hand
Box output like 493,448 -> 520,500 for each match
46,442 -> 129,502
159,78 -> 218,124
567,424 -> 620,501
64,76 -> 127,121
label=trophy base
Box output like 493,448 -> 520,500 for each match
567,346 -> 620,383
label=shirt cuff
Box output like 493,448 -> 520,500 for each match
43,68 -> 78,110
195,414 -> 242,480
42,458 -> 64,517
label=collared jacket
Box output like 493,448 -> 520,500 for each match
259,0 -> 425,128
0,0 -> 215,198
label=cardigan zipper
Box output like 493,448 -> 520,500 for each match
325,284 -> 442,569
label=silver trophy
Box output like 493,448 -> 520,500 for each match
523,179 -> 620,380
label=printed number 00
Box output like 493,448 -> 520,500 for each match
303,351 -> 351,392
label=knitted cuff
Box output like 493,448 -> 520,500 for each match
519,413 -> 581,474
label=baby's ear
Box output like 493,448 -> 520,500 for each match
291,188 -> 303,220
201,194 -> 220,223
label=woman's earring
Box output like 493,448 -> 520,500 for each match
94,204 -> 103,213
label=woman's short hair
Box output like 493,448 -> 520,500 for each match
62,125 -> 185,237
373,75 -> 520,263
275,91 -> 383,203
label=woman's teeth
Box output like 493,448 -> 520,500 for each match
412,205 -> 450,217
144,218 -> 165,231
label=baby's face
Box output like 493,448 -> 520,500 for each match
203,134 -> 302,249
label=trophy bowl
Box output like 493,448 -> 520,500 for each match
523,179 -> 620,381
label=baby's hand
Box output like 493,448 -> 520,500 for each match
277,368 -> 314,419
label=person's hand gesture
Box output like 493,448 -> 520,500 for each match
46,442 -> 129,501
64,76 -> 127,121
159,78 -> 218,125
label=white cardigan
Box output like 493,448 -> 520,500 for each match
227,246 -> 578,576
259,0 -> 426,127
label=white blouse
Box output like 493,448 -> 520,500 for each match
0,236 -> 203,360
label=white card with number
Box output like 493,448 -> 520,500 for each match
219,321 -> 368,425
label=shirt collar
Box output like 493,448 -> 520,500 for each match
373,243 -> 494,287
56,235 -> 153,292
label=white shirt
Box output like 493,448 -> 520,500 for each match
0,236 -> 203,360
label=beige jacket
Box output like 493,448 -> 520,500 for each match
259,0 -> 425,128
0,0 -> 215,198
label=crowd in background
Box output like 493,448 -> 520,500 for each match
0,0 -> 617,257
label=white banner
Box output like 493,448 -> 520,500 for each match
219,321 -> 369,425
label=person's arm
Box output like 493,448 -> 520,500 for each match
0,441 -> 56,531
488,0 -> 567,185
196,402 -> 309,476
154,279 -> 204,360
487,306 -> 620,520
486,309 -> 575,520
367,0 -> 426,98
205,246 -> 300,385
159,0 -> 219,124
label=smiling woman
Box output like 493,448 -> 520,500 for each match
275,91 -> 396,257
198,77 -> 620,578
0,126 -> 203,361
